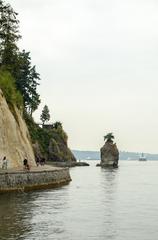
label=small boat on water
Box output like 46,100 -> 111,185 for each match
139,153 -> 147,161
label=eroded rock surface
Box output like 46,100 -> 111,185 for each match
100,142 -> 119,167
0,89 -> 36,168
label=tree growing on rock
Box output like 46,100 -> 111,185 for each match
40,105 -> 50,125
104,133 -> 114,143
53,121 -> 62,129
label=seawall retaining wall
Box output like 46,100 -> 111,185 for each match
0,168 -> 71,192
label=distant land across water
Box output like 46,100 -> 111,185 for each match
72,150 -> 158,160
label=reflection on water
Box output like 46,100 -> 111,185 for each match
100,168 -> 119,239
0,189 -> 70,240
1,161 -> 158,240
0,193 -> 35,240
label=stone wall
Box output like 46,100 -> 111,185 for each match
0,168 -> 71,192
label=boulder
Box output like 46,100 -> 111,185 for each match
75,161 -> 90,166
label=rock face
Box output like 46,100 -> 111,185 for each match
48,137 -> 76,162
32,130 -> 76,164
0,89 -> 36,168
25,110 -> 77,164
100,142 -> 119,167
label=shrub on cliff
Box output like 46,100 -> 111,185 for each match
24,113 -> 75,162
24,112 -> 50,153
0,69 -> 23,108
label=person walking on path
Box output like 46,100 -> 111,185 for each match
2,156 -> 8,170
40,158 -> 46,166
23,158 -> 30,171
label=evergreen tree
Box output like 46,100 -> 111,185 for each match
0,0 -> 21,68
0,1 -> 40,114
40,105 -> 50,125
15,50 -> 40,114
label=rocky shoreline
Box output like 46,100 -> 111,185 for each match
47,161 -> 90,167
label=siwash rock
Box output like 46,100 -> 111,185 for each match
100,142 -> 119,167
0,89 -> 36,168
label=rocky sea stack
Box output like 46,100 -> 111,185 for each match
99,133 -> 119,168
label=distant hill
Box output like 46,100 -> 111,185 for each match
72,150 -> 158,160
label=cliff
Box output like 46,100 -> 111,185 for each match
25,115 -> 76,163
0,86 -> 76,168
0,89 -> 36,168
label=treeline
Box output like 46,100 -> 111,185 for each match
0,0 -> 40,114
73,150 -> 158,160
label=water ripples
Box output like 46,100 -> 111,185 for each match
1,161 -> 158,239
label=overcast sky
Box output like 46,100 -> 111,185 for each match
9,0 -> 158,153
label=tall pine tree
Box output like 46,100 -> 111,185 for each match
0,0 -> 21,68
40,105 -> 50,125
16,50 -> 40,114
0,0 -> 40,114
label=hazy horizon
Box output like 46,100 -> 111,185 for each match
9,0 -> 158,154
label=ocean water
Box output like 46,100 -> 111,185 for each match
0,160 -> 158,240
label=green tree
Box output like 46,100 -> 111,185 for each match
15,50 -> 40,114
53,121 -> 62,129
104,133 -> 114,143
40,105 -> 50,125
0,1 -> 40,114
0,0 -> 21,68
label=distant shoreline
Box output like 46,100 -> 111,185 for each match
72,150 -> 158,160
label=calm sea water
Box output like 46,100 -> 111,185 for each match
0,160 -> 158,240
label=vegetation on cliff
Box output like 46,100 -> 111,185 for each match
0,0 -> 76,162
0,0 -> 40,113
0,69 -> 23,107
25,113 -> 76,162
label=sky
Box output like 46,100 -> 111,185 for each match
8,0 -> 158,153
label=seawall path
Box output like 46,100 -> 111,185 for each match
0,165 -> 71,192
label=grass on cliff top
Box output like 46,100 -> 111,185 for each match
0,69 -> 23,108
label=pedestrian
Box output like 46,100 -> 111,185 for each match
23,158 -> 30,171
2,156 -> 8,170
41,158 -> 46,166
36,157 -> 40,167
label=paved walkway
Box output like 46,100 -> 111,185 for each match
0,164 -> 61,173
